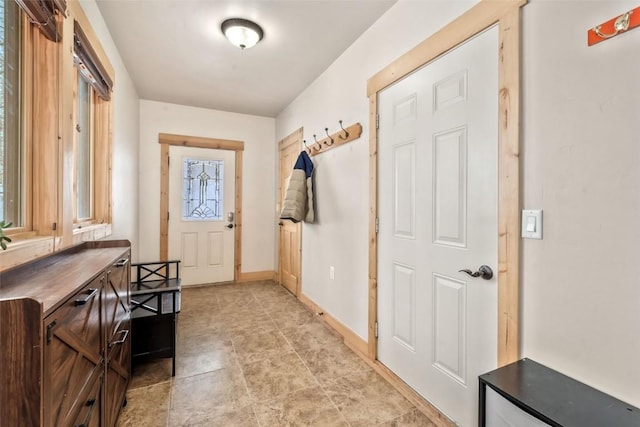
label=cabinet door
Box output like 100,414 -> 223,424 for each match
70,372 -> 102,427
105,320 -> 131,427
104,254 -> 131,427
104,254 -> 130,341
44,277 -> 103,427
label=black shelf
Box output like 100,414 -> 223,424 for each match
130,260 -> 181,376
479,358 -> 640,427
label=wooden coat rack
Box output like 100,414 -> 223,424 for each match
304,121 -> 362,157
588,6 -> 640,46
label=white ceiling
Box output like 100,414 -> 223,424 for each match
96,0 -> 396,117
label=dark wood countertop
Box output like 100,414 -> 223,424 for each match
0,241 -> 130,316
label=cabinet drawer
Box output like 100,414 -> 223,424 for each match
44,277 -> 103,427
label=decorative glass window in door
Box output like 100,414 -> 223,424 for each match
182,158 -> 223,221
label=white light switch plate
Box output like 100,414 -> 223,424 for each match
521,209 -> 543,239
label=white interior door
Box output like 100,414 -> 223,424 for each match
168,146 -> 235,286
377,26 -> 499,427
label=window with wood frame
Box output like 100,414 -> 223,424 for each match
0,0 -> 114,269
1,0 -> 23,229
72,19 -> 113,228
74,69 -> 93,223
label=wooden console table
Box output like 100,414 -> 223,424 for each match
0,240 -> 131,427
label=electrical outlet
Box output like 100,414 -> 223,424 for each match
329,266 -> 335,280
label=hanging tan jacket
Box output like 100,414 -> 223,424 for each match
280,151 -> 314,223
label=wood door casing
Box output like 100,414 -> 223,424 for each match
278,128 -> 303,296
158,134 -> 244,282
367,0 -> 525,367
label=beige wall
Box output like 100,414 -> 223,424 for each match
276,0 -> 640,408
87,0 -> 640,410
276,0 -> 479,344
521,0 -> 640,405
138,100 -> 276,272
80,0 -> 141,259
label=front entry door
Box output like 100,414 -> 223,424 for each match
168,146 -> 235,286
377,26 -> 499,427
278,129 -> 303,296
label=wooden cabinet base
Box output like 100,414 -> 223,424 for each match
0,240 -> 131,427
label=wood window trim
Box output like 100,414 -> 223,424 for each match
0,3 -> 114,271
14,0 -> 66,42
367,0 -> 526,367
73,20 -> 113,100
64,4 -> 113,241
66,2 -> 114,84
158,133 -> 245,281
1,17 -> 63,272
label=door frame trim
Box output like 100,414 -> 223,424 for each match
368,0 -> 526,366
277,128 -> 303,296
158,133 -> 244,281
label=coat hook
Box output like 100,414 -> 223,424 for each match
339,120 -> 349,140
303,140 -> 311,154
594,10 -> 632,39
312,134 -> 322,151
324,128 -> 334,146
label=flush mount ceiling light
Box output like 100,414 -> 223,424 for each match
221,18 -> 264,50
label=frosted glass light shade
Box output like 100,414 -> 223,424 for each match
221,18 -> 264,50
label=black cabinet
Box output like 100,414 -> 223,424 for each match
130,260 -> 181,375
479,358 -> 640,427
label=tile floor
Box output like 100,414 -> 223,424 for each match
117,281 -> 437,427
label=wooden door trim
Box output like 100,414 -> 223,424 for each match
158,133 -> 244,281
278,128 -> 303,295
368,0 -> 526,366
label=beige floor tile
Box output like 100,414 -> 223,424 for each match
122,281 -> 432,427
168,367 -> 251,426
324,370 -> 414,427
249,284 -> 291,299
177,314 -> 228,336
232,329 -> 294,365
117,381 -> 171,427
180,290 -> 219,312
299,342 -> 369,384
185,404 -> 259,427
378,408 -> 438,426
242,352 -> 318,402
269,306 -> 317,329
254,386 -> 349,427
129,359 -> 173,390
280,321 -> 343,353
175,333 -> 237,378
259,293 -> 305,311
217,294 -> 261,312
225,311 -> 280,336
